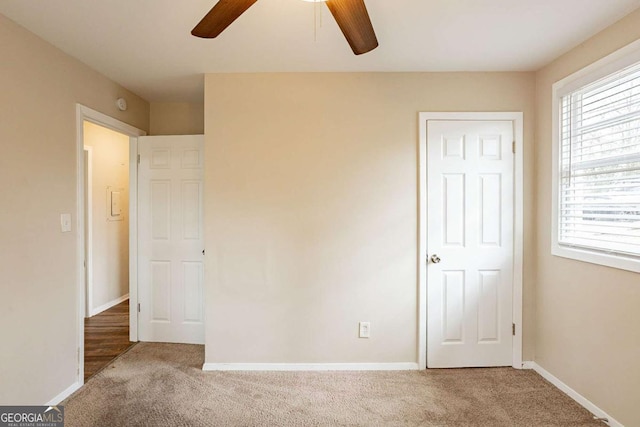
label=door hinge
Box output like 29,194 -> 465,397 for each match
137,154 -> 141,164
512,141 -> 516,154
137,303 -> 141,313
512,323 -> 516,336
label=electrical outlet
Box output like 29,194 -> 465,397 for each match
359,321 -> 370,338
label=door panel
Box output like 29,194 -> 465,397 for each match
138,135 -> 204,344
443,174 -> 465,246
427,120 -> 513,368
443,270 -> 465,342
183,261 -> 204,323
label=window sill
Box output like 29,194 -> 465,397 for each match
551,243 -> 640,273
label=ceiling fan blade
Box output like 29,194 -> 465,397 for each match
325,0 -> 378,55
192,0 -> 259,38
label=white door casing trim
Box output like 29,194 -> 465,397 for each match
418,112 -> 524,370
83,145 -> 93,318
75,104 -> 146,386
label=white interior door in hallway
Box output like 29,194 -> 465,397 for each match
138,135 -> 204,344
427,120 -> 514,368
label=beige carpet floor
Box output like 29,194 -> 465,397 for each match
64,343 -> 604,426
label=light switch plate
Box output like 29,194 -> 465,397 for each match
60,213 -> 72,232
107,187 -> 124,221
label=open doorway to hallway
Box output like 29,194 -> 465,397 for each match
82,121 -> 134,380
76,104 -> 145,385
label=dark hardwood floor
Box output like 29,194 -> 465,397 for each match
84,299 -> 135,381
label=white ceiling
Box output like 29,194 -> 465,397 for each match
1,0 -> 639,102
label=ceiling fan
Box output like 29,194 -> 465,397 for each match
191,0 -> 378,55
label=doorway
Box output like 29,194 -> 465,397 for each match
417,112 -> 524,370
76,105 -> 146,384
82,121 -> 133,380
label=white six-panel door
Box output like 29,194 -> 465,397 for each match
138,135 -> 204,344
427,120 -> 514,368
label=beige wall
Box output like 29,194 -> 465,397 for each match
534,9 -> 640,427
0,15 -> 148,404
83,122 -> 130,314
150,102 -> 204,135
204,72 -> 536,364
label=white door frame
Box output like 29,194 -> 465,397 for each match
418,112 -> 524,370
83,145 -> 93,318
75,104 -> 146,384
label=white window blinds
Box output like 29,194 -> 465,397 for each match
559,61 -> 640,257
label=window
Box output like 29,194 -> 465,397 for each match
552,41 -> 640,272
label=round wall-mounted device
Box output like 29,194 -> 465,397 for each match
116,98 -> 128,111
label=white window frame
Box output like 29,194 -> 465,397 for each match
552,39 -> 640,273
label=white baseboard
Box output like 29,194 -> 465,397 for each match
523,361 -> 623,427
46,381 -> 82,406
202,362 -> 420,372
89,294 -> 129,317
